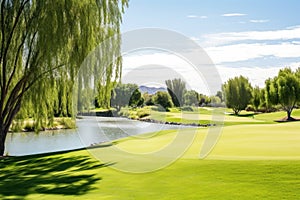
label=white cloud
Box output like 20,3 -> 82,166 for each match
289,61 -> 300,68
292,41 -> 300,45
199,16 -> 208,19
205,42 -> 300,64
202,26 -> 300,46
222,13 -> 247,17
187,15 -> 198,18
190,37 -> 200,41
121,26 -> 300,93
249,19 -> 269,23
217,64 -> 300,87
187,15 -> 207,19
122,52 -> 219,94
122,52 -> 300,93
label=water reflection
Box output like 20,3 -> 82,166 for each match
5,117 -> 181,156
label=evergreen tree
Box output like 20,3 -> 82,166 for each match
165,78 -> 186,107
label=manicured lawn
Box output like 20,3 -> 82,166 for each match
1,121 -> 300,199
103,121 -> 300,160
148,107 -> 300,126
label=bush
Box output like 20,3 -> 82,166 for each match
59,118 -> 76,129
10,120 -> 23,132
143,93 -> 155,106
118,107 -> 130,117
24,122 -> 35,131
153,91 -> 173,110
137,108 -> 150,118
245,105 -> 255,112
151,105 -> 167,112
181,106 -> 194,112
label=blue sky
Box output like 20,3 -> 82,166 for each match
120,0 -> 300,93
122,0 -> 299,34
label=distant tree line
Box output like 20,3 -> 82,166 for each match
105,67 -> 300,121
109,78 -> 225,112
163,78 -> 224,108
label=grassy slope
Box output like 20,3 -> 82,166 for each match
10,117 -> 76,132
148,108 -> 300,126
2,118 -> 300,199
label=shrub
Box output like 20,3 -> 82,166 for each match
137,108 -> 150,118
10,120 -> 23,132
24,122 -> 35,131
118,107 -> 130,117
151,105 -> 167,112
245,105 -> 255,112
59,118 -> 76,129
153,91 -> 173,110
181,106 -> 194,112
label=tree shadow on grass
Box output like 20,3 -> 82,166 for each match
229,113 -> 257,118
274,117 -> 300,123
0,150 -> 110,199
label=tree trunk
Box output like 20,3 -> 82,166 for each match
287,110 -> 292,121
233,108 -> 240,115
0,133 -> 5,156
0,123 -> 13,156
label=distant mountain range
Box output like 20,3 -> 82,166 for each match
139,85 -> 167,94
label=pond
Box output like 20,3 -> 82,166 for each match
5,117 -> 183,156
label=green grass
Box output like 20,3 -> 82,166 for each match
106,106 -> 300,127
147,107 -> 300,126
109,122 -> 300,160
2,121 -> 300,199
90,107 -> 116,112
10,117 -> 76,132
254,109 -> 300,121
94,159 -> 300,200
3,153 -> 299,200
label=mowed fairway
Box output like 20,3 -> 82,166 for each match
1,115 -> 300,199
101,122 -> 300,160
147,107 -> 299,125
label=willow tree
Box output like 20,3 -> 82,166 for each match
0,0 -> 128,156
223,76 -> 252,115
265,67 -> 300,120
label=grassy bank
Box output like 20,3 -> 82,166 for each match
10,117 -> 76,132
1,121 -> 300,199
120,106 -> 300,126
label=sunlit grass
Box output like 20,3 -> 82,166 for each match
3,108 -> 300,199
3,121 -> 300,199
147,107 -> 300,126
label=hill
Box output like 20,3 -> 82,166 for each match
139,85 -> 167,94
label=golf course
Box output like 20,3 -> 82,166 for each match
1,109 -> 300,199
2,0 -> 300,199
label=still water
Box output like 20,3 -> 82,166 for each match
5,117 -> 182,156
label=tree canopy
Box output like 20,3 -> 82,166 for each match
265,67 -> 300,120
216,91 -> 224,102
183,90 -> 199,106
0,0 -> 128,156
153,91 -> 173,110
110,83 -> 143,111
165,78 -> 186,107
252,86 -> 261,111
223,76 -> 252,115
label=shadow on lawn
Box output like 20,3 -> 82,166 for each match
229,113 -> 257,118
0,150 -> 110,199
